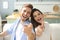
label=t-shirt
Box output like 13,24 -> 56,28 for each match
6,18 -> 31,40
16,20 -> 30,40
36,22 -> 51,40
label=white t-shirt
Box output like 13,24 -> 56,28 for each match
16,20 -> 30,40
36,22 -> 51,40
16,22 -> 23,40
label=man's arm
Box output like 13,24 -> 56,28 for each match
0,31 -> 8,37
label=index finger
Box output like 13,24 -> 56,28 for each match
28,23 -> 33,29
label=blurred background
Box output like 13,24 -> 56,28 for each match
0,0 -> 60,23
0,0 -> 60,40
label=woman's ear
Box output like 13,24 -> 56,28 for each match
42,14 -> 44,16
42,14 -> 44,18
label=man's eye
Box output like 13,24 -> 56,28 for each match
27,12 -> 31,14
24,10 -> 26,12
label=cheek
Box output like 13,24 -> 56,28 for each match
34,17 -> 38,22
27,14 -> 30,17
21,11 -> 23,14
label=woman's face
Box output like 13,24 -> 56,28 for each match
33,11 -> 43,23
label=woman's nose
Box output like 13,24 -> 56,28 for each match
37,16 -> 39,18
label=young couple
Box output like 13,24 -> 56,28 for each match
0,4 -> 51,40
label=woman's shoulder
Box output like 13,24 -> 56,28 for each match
44,22 -> 50,31
44,22 -> 49,26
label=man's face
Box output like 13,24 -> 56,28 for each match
21,7 -> 32,21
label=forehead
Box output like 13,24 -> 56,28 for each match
22,7 -> 32,12
33,11 -> 40,15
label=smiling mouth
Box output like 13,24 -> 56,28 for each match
23,15 -> 27,18
38,18 -> 41,21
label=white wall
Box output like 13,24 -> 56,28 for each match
14,2 -> 60,12
0,0 -> 15,19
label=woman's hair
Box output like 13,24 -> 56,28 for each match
31,8 -> 43,28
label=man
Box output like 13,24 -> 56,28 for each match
0,4 -> 35,40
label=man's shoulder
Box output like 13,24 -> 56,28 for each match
26,19 -> 31,22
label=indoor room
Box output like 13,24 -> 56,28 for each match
0,0 -> 60,40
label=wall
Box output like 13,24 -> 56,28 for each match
0,0 -> 15,19
14,2 -> 60,12
14,2 -> 60,23
0,1 -> 60,23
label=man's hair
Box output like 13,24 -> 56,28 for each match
23,4 -> 33,9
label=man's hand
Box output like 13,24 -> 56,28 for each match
23,23 -> 35,40
23,23 -> 33,36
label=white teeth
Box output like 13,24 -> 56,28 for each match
23,16 -> 27,18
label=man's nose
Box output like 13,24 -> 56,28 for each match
25,12 -> 27,15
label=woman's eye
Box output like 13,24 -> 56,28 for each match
34,15 -> 37,18
38,13 -> 40,15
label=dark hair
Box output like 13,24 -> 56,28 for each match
23,4 -> 33,9
31,8 -> 43,28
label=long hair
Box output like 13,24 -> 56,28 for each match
31,8 -> 43,28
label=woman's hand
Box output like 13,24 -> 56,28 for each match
35,25 -> 44,37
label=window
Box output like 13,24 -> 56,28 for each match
3,1 -> 8,9
16,0 -> 60,2
16,0 -> 42,2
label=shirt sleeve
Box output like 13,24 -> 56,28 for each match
6,18 -> 20,34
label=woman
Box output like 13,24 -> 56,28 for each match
31,8 -> 52,40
